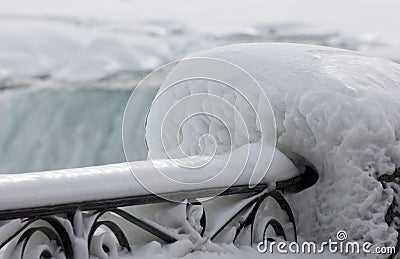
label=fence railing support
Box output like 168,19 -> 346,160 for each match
0,163 -> 317,258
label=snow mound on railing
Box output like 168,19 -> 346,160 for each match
146,43 -> 400,250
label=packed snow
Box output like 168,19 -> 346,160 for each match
0,0 -> 400,82
152,43 -> 400,256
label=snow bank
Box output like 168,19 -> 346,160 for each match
1,0 -> 400,82
148,43 -> 400,251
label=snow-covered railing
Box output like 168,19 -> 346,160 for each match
0,159 -> 317,258
2,41 -> 400,258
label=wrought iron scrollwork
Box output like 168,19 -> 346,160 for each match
186,201 -> 206,237
0,217 -> 74,259
0,188 -> 297,258
208,190 -> 297,247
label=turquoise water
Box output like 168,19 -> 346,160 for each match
0,78 -> 159,174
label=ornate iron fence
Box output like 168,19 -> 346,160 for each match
0,166 -> 317,258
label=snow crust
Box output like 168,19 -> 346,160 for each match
0,143 -> 297,210
148,43 -> 400,251
1,0 -> 400,81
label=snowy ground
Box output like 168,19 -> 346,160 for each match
0,0 -> 400,82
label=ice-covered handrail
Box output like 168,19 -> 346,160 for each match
0,143 -> 299,214
0,121 -> 303,259
0,146 -> 303,258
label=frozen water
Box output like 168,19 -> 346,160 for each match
1,0 -> 400,82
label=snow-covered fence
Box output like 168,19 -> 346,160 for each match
4,41 -> 400,258
0,161 -> 317,258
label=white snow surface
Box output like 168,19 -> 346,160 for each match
148,43 -> 400,252
0,0 -> 400,81
0,143 -> 298,210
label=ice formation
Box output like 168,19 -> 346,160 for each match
1,0 -> 400,82
0,143 -> 297,210
146,43 -> 400,251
